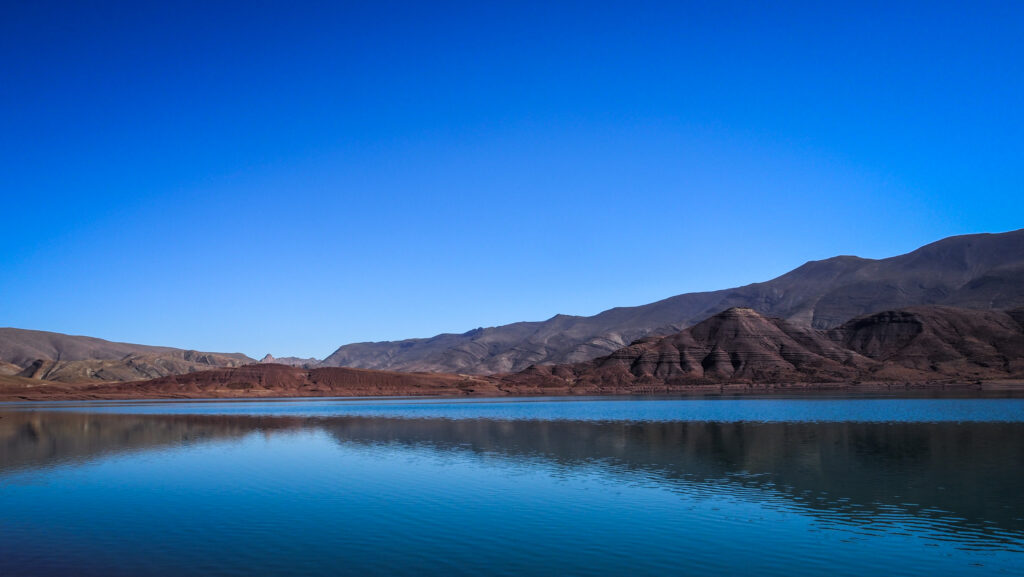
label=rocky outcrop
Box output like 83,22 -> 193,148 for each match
828,306 -> 1024,380
0,361 -> 21,376
259,354 -> 319,368
497,306 -> 1024,392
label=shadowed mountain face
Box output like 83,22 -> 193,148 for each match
501,306 -> 1024,392
832,306 -> 1024,379
0,328 -> 253,383
321,229 -> 1024,374
2,410 -> 1021,541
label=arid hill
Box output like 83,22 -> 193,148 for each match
831,306 -> 1024,380
499,306 -> 1024,393
0,328 -> 253,383
320,229 -> 1024,374
0,373 -> 70,399
53,363 -> 501,400
5,305 -> 1022,400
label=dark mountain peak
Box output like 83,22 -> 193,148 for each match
776,254 -> 874,282
547,313 -> 583,321
260,354 -> 276,363
916,227 -> 1024,249
897,228 -> 1024,270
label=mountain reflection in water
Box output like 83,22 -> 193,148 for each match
2,408 -> 1021,554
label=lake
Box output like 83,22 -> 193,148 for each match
1,396 -> 1023,576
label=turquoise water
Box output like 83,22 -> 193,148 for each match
1,396 -> 1023,576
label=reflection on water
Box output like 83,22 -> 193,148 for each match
20,395 -> 1024,421
1,399 -> 1023,576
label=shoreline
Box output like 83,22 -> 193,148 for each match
4,379 -> 1024,402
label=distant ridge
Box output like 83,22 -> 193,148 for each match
0,328 -> 253,383
321,229 -> 1024,374
259,354 -> 319,368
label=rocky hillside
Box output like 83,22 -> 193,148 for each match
76,364 -> 499,399
832,306 -> 1024,379
321,229 -> 1024,374
7,305 -> 1022,400
498,306 -> 1024,392
0,328 -> 253,383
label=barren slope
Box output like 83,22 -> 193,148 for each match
0,328 -> 254,383
11,305 -> 1022,400
322,229 -> 1024,374
74,364 -> 500,399
498,306 -> 1024,392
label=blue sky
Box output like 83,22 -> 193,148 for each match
1,1 -> 1022,358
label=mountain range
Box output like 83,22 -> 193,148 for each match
0,328 -> 252,383
320,229 -> 1024,374
497,305 -> 1024,393
1,228 -> 1022,393
7,304 -> 1021,400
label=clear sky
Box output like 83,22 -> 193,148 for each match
1,1 -> 1022,359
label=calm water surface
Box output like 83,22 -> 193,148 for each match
1,396 -> 1023,576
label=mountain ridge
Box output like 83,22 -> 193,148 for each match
497,305 -> 1024,392
321,229 -> 1024,374
4,229 -> 1023,381
6,305 -> 1021,400
0,327 -> 254,383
